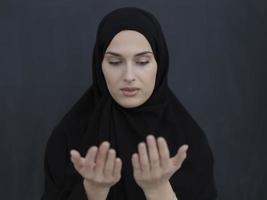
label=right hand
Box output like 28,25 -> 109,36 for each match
70,141 -> 122,199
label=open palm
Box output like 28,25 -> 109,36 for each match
131,135 -> 189,192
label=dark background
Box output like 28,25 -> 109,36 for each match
1,0 -> 266,199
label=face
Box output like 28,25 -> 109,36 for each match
102,30 -> 157,108
101,30 -> 158,108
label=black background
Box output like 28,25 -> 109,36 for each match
1,0 -> 266,199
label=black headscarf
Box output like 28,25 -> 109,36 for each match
42,6 -> 218,200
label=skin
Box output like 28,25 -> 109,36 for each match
70,135 -> 188,200
70,30 -> 189,200
132,135 -> 188,200
101,30 -> 158,108
70,143 -> 122,200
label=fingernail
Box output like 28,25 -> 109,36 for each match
70,150 -> 74,156
102,141 -> 110,146
147,135 -> 154,140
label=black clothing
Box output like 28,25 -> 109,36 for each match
41,6 -> 218,200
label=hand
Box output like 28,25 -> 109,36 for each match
131,135 -> 188,196
70,141 -> 122,200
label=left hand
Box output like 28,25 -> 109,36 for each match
131,134 -> 189,194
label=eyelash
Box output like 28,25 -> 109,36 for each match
108,61 -> 149,66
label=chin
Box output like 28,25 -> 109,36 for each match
111,94 -> 147,108
120,103 -> 139,108
118,100 -> 144,109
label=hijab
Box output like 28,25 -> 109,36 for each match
44,6 -> 217,200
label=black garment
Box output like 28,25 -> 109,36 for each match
41,6 -> 218,200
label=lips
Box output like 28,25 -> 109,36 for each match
120,87 -> 140,97
120,87 -> 140,91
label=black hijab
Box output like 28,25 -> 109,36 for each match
42,6 -> 217,200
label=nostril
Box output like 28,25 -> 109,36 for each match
123,78 -> 135,83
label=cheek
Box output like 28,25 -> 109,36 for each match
142,67 -> 157,91
103,68 -> 121,92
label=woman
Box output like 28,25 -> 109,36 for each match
41,7 -> 218,200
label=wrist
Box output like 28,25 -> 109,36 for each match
83,179 -> 110,200
144,181 -> 176,200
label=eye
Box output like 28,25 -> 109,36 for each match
109,61 -> 122,66
137,61 -> 149,65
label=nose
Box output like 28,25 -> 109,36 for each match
123,63 -> 136,83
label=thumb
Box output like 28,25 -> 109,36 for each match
172,145 -> 189,169
70,149 -> 85,172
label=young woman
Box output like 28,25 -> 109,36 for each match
41,7 -> 218,200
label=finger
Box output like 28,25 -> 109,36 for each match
131,153 -> 141,179
84,146 -> 98,171
70,149 -> 85,171
104,149 -> 116,178
95,141 -> 110,176
138,142 -> 150,175
157,137 -> 170,169
172,145 -> 189,168
113,158 -> 122,181
146,135 -> 160,172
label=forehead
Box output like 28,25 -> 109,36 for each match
105,30 -> 153,55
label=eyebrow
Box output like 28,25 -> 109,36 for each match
105,51 -> 153,57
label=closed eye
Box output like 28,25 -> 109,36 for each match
108,61 -> 149,66
109,61 -> 122,65
137,61 -> 149,65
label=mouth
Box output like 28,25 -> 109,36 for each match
120,88 -> 140,97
